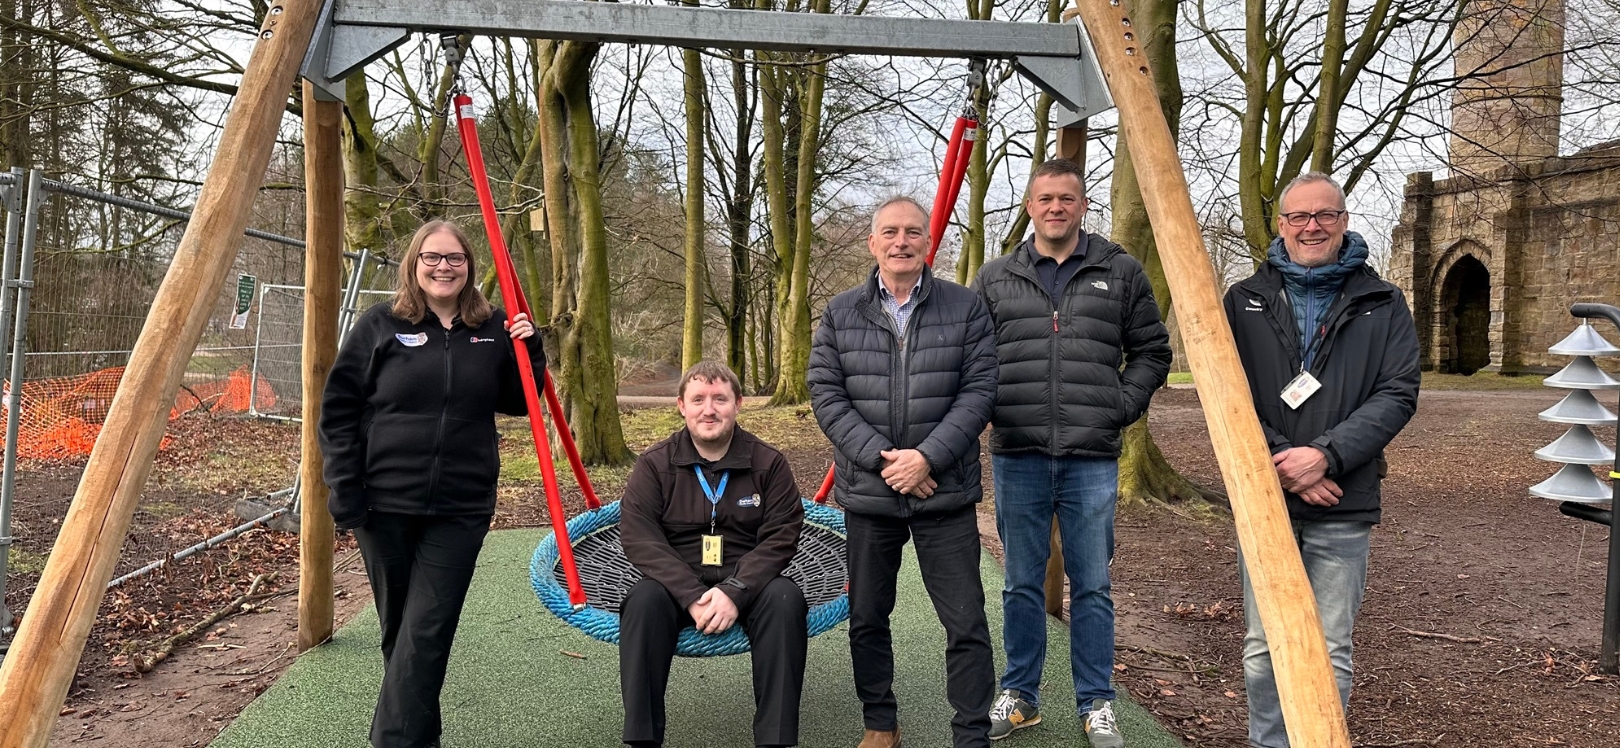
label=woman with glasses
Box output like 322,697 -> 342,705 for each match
319,219 -> 545,748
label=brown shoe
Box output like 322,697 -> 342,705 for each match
858,728 -> 902,748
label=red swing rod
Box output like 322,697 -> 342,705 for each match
454,91 -> 587,608
813,65 -> 984,503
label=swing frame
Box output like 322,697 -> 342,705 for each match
0,3 -> 1351,747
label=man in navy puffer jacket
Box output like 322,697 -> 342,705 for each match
809,196 -> 999,748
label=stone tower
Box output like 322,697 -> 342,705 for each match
1393,0 -> 1620,378
1449,0 -> 1565,176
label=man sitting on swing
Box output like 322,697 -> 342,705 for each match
618,360 -> 808,748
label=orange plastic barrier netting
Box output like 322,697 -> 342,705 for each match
0,366 -> 278,460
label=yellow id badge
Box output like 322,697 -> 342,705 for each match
701,534 -> 724,566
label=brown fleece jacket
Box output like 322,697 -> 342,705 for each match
619,426 -> 803,611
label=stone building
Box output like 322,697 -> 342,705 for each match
1388,0 -> 1620,374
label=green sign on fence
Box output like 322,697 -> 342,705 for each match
231,274 -> 256,329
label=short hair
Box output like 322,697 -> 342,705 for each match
870,195 -> 930,235
1276,171 -> 1347,213
392,220 -> 493,328
1026,159 -> 1087,197
678,360 -> 743,400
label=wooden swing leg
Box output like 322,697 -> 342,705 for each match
1072,1 -> 1351,746
0,4 -> 322,745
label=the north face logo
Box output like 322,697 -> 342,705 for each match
1092,280 -> 1109,291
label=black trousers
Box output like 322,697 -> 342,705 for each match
352,512 -> 491,748
620,576 -> 808,747
846,505 -> 994,748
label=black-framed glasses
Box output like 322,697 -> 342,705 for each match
1280,210 -> 1349,228
419,252 -> 468,267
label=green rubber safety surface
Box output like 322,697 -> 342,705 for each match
213,529 -> 1182,748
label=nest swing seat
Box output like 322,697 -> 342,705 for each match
531,498 -> 851,658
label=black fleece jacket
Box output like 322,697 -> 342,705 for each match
319,302 -> 545,529
1224,262 -> 1420,523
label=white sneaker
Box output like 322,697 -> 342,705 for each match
1082,699 -> 1124,748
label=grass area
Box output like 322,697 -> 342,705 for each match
1421,371 -> 1550,390
7,547 -> 49,575
1166,372 -> 1193,385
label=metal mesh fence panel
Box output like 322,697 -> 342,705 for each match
3,182 -> 308,457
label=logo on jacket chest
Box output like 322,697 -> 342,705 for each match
469,336 -> 496,343
736,494 -> 761,508
1244,298 -> 1263,312
1091,280 -> 1109,291
395,332 -> 428,347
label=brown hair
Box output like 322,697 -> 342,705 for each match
1025,158 -> 1087,196
678,360 -> 744,400
391,220 -> 493,327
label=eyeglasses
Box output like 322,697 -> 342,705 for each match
1280,210 -> 1349,228
419,252 -> 468,267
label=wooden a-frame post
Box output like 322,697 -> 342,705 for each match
298,79 -> 343,652
0,3 -> 322,745
1074,0 -> 1350,745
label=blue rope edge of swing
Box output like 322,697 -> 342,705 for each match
530,498 -> 850,658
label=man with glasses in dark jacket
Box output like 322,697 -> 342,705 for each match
808,196 -> 999,748
1222,172 -> 1419,748
971,159 -> 1171,748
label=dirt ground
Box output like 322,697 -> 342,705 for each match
0,415 -> 369,747
6,382 -> 1620,746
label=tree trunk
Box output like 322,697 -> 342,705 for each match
1237,0 -> 1270,255
725,50 -> 755,380
1111,0 -> 1220,507
757,47 -> 792,398
680,29 -> 707,371
1312,0 -> 1350,173
559,42 -> 632,465
769,0 -> 829,405
341,75 -> 385,254
538,39 -> 630,466
769,54 -> 823,405
0,0 -> 34,169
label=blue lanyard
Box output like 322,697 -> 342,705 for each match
694,465 -> 729,531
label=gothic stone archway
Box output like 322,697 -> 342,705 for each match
1438,254 -> 1492,374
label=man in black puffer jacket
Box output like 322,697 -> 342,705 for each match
972,159 -> 1171,748
1224,172 -> 1418,748
808,196 -> 999,748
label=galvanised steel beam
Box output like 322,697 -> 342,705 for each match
306,0 -> 1112,124
336,0 -> 1080,57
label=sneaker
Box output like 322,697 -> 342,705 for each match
1082,699 -> 1124,748
988,688 -> 1041,740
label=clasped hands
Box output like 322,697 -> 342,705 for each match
1273,446 -> 1341,507
687,587 -> 739,635
880,448 -> 935,498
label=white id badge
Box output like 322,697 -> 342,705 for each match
1280,371 -> 1322,410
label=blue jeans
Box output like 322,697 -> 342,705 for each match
992,453 -> 1119,710
1239,520 -> 1372,748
